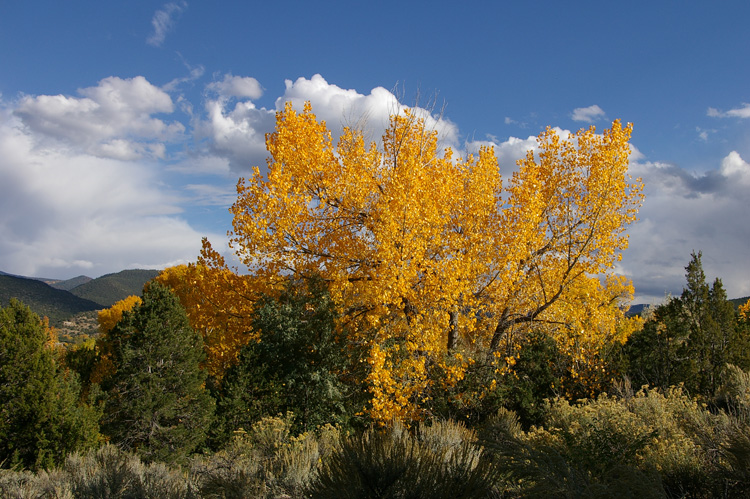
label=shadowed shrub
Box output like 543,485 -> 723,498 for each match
307,419 -> 500,498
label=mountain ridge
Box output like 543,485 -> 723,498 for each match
0,269 -> 161,326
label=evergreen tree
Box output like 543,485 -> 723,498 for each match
0,299 -> 100,470
626,252 -> 750,398
214,278 -> 352,445
101,282 -> 214,463
625,298 -> 687,391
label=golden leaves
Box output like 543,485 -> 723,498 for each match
205,102 -> 644,421
156,239 -> 261,379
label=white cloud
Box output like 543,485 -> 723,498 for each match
696,126 -> 717,141
195,97 -> 276,171
279,74 -> 461,150
621,151 -> 750,303
162,63 -> 205,92
14,76 -> 183,160
207,74 -> 263,100
196,74 -> 463,172
147,1 -> 187,47
0,109 -> 214,279
466,135 -> 538,176
572,104 -> 606,123
719,150 -> 750,180
708,103 -> 750,119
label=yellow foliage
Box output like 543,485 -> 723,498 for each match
90,295 -> 142,385
740,299 -> 750,322
156,241 -> 261,379
203,102 -> 643,423
97,295 -> 142,335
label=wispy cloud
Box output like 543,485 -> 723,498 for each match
147,2 -> 187,47
707,103 -> 750,119
571,105 -> 605,123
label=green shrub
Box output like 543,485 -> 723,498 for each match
482,400 -> 665,497
0,468 -> 72,498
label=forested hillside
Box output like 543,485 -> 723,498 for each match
0,274 -> 100,326
0,269 -> 160,326
69,269 -> 160,307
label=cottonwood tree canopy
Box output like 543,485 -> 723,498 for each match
197,102 -> 643,422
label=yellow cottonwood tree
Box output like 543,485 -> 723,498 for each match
156,243 -> 260,379
214,102 -> 643,422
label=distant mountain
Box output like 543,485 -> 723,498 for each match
626,303 -> 647,317
69,269 -> 160,307
627,296 -> 750,318
0,274 -> 100,326
1,268 -> 161,326
48,275 -> 93,291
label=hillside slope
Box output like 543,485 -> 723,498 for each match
69,269 -> 160,307
48,275 -> 93,291
0,274 -> 101,326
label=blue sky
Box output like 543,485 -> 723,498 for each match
1,1 -> 749,304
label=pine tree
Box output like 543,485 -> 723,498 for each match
101,282 -> 214,463
0,299 -> 100,470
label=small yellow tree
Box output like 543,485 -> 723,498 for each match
90,295 -> 141,385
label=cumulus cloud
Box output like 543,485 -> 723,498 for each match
207,74 -> 263,100
620,151 -> 750,303
572,104 -> 606,123
279,75 -> 461,150
707,103 -> 750,119
196,74 -> 463,172
0,109 -> 214,278
13,76 -> 183,160
147,1 -> 187,47
195,97 -> 276,171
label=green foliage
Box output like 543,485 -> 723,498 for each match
480,386 -> 741,497
429,330 -> 562,428
308,419 -> 500,498
625,298 -> 687,391
0,299 -> 100,470
101,282 -> 214,464
65,444 -> 197,498
626,252 -> 750,399
0,444 -> 198,498
213,278 -> 354,446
